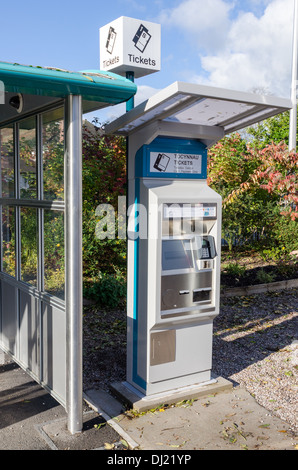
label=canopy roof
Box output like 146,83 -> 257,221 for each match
104,81 -> 292,138
0,61 -> 137,123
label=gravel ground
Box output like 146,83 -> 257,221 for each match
213,288 -> 298,433
83,287 -> 298,433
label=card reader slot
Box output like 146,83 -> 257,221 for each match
179,290 -> 190,295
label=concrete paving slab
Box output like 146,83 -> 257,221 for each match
85,385 -> 298,451
0,362 -> 66,450
1,354 -> 297,451
41,411 -> 125,450
0,360 -> 126,450
109,376 -> 233,412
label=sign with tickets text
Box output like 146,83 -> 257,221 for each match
100,16 -> 161,78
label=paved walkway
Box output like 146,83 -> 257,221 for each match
0,356 -> 297,451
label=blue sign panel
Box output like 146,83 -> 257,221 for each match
135,137 -> 208,179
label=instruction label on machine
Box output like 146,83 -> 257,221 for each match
150,152 -> 202,174
163,204 -> 217,219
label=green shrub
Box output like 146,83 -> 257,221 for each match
84,272 -> 126,308
223,262 -> 246,277
256,269 -> 276,284
273,218 -> 298,255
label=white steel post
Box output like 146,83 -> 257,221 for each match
65,94 -> 83,434
289,0 -> 298,150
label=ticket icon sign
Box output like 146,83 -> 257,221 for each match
153,153 -> 170,172
133,24 -> 151,53
106,26 -> 117,54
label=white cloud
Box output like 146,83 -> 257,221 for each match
160,0 -> 294,97
159,0 -> 233,52
134,84 -> 161,106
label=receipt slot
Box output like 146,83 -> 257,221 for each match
126,137 -> 222,396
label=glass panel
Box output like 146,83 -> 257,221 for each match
44,210 -> 64,299
2,206 -> 16,277
21,207 -> 37,286
0,125 -> 14,197
42,110 -> 64,200
19,117 -> 37,199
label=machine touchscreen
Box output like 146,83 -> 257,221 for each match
162,239 -> 193,271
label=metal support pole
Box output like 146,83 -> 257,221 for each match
289,0 -> 298,151
126,72 -> 135,112
65,94 -> 83,434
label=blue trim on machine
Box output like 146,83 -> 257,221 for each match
132,178 -> 147,391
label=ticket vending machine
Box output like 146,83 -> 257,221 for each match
126,136 -> 222,396
104,81 -> 291,403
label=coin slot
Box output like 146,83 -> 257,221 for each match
179,290 -> 190,295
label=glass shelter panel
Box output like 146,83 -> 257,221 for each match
44,209 -> 65,299
0,125 -> 14,198
42,110 -> 64,201
20,207 -> 38,286
0,103 -> 67,411
2,206 -> 16,277
19,117 -> 37,199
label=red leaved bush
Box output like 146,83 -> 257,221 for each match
217,141 -> 298,221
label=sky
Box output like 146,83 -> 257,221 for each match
0,0 -> 296,124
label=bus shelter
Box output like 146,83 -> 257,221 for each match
0,61 -> 137,433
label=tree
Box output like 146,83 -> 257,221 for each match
81,121 -> 128,306
208,134 -> 298,252
247,111 -> 291,148
208,133 -> 277,249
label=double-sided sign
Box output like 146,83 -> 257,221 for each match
100,16 -> 161,78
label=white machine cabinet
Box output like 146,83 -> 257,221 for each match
128,137 -> 222,395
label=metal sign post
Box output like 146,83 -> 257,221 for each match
289,0 -> 298,151
126,71 -> 135,112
